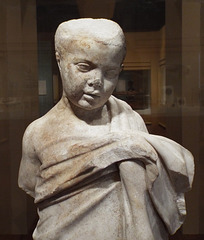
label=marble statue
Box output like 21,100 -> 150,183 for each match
18,18 -> 194,240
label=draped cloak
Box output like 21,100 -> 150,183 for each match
18,96 -> 194,240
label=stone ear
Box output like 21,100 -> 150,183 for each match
55,52 -> 61,71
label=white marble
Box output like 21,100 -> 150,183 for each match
18,18 -> 194,240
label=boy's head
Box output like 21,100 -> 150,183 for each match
55,18 -> 126,112
55,18 -> 126,61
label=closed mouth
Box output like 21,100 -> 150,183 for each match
84,92 -> 100,97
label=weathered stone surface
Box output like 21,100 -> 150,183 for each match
18,18 -> 194,240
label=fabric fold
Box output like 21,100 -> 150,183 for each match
19,96 -> 194,240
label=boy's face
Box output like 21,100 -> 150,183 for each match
57,37 -> 124,111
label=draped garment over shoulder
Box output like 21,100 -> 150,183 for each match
18,96 -> 194,240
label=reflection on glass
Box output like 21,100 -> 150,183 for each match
114,70 -> 151,111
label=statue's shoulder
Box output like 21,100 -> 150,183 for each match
109,95 -> 142,117
109,95 -> 147,132
23,102 -> 61,141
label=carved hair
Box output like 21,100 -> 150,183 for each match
55,18 -> 126,60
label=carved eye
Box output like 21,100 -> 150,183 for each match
76,63 -> 91,72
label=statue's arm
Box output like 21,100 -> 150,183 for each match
18,124 -> 41,198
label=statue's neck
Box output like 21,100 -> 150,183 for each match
61,96 -> 111,126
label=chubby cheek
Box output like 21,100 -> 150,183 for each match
62,71 -> 86,97
104,79 -> 118,94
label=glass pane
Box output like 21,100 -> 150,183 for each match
114,70 -> 151,112
0,0 -> 203,239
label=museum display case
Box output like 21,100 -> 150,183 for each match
0,0 -> 203,239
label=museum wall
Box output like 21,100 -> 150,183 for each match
124,27 -> 166,136
124,29 -> 163,111
165,0 -> 204,235
181,0 -> 201,234
0,0 -> 38,234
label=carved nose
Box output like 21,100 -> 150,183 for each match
87,78 -> 102,88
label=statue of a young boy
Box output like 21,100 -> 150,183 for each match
18,19 -> 194,240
